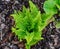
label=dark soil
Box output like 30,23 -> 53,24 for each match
0,0 -> 60,49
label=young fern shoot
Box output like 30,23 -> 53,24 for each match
11,1 -> 55,49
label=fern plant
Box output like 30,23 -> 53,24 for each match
11,1 -> 54,49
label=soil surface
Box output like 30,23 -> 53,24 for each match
0,0 -> 60,49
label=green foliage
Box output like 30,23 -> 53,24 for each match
43,0 -> 60,14
43,0 -> 57,14
11,1 -> 55,49
43,0 -> 60,29
55,0 -> 60,10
